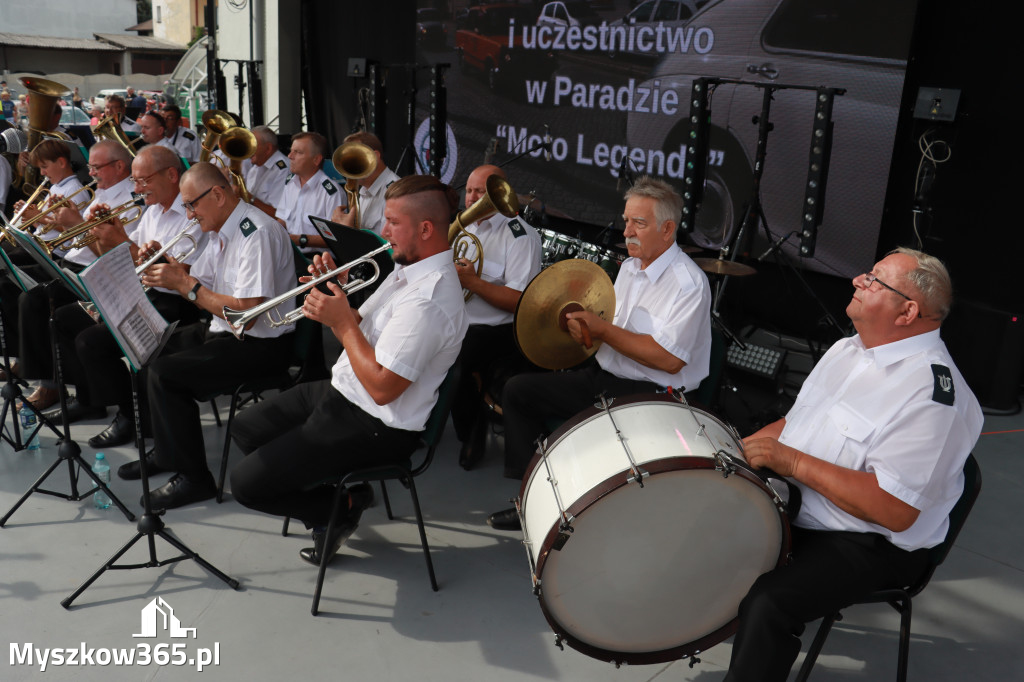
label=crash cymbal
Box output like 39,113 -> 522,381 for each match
514,259 -> 615,370
692,257 -> 757,277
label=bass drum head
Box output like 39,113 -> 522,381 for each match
536,462 -> 787,664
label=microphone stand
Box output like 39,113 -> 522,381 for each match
62,361 -> 239,608
1,279 -> 135,526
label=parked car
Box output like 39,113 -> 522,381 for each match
456,3 -> 558,95
536,1 -> 603,29
626,0 -> 917,273
59,105 -> 91,126
91,88 -> 128,111
416,7 -> 448,48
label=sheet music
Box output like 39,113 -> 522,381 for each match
76,242 -> 171,370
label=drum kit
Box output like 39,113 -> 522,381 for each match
509,258 -> 791,666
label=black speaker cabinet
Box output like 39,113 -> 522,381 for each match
942,298 -> 1023,413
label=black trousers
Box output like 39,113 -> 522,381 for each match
17,279 -> 80,381
229,379 -> 421,529
57,291 -> 204,414
450,322 -> 521,443
147,324 -> 293,482
724,526 -> 930,682
501,363 -> 664,479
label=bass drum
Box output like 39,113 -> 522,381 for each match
516,394 -> 790,665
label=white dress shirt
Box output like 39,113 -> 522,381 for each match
332,250 -> 468,432
166,126 -> 201,163
64,176 -> 140,268
461,214 -> 542,326
244,149 -> 290,209
31,174 -> 86,247
595,243 -> 712,391
128,192 -> 209,293
276,168 -> 344,240
189,201 -> 296,339
779,329 -> 983,551
354,166 -> 399,235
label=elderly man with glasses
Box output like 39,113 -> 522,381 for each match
14,140 -> 139,410
723,248 -> 983,682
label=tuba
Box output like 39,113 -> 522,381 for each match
200,110 -> 235,163
17,76 -> 72,192
448,175 -> 520,301
218,127 -> 257,204
332,142 -> 377,229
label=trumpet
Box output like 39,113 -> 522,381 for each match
37,196 -> 146,255
3,179 -> 51,245
449,175 -> 520,301
222,242 -> 393,339
136,220 -> 200,278
14,181 -> 97,233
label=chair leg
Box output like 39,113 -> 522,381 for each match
381,480 -> 394,520
311,482 -> 351,616
215,388 -> 244,503
209,398 -> 221,427
896,596 -> 912,682
794,612 -> 839,682
281,516 -> 290,536
405,476 -> 438,592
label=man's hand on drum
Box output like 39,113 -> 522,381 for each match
742,436 -> 804,478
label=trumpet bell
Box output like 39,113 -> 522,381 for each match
332,142 -> 377,182
219,127 -> 257,161
200,110 -> 237,163
20,77 -> 71,130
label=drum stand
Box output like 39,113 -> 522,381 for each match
1,281 -> 134,527
62,362 -> 239,608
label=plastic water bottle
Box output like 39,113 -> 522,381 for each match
93,453 -> 112,510
18,403 -> 41,452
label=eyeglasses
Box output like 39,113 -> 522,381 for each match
861,272 -> 912,301
129,168 -> 168,188
182,186 -> 215,213
87,160 -> 116,173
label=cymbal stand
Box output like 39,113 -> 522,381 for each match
62,363 -> 239,608
0,280 -> 135,526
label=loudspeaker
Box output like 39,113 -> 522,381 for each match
942,298 -> 1023,413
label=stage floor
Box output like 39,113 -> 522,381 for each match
2,386 -> 1022,681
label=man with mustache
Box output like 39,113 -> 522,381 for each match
487,175 -> 713,530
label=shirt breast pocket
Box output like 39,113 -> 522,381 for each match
481,256 -> 504,281
627,306 -> 658,336
823,401 -> 876,466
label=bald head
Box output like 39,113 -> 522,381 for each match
465,164 -> 506,211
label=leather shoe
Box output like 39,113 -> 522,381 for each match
42,398 -> 106,426
458,417 -> 488,470
118,449 -> 169,481
299,518 -> 359,566
22,386 -> 60,411
89,412 -> 135,448
487,507 -> 521,531
145,473 -> 216,511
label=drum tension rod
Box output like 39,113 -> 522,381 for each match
536,436 -> 576,536
714,450 -> 738,478
595,394 -> 648,487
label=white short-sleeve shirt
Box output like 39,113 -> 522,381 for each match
460,214 -> 542,326
64,176 -> 141,268
780,330 -> 983,550
275,168 -> 344,239
354,167 -> 399,235
127,192 -> 209,293
595,244 -> 712,391
244,149 -> 290,209
166,127 -> 201,163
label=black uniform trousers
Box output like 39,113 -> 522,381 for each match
17,277 -> 80,381
450,322 -> 520,443
723,526 -> 930,682
229,379 -> 421,529
501,362 -> 664,479
55,291 -> 204,415
147,324 -> 293,483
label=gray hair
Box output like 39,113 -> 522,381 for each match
891,247 -> 953,321
624,175 -> 682,233
252,125 -> 279,147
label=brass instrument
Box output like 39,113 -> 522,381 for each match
2,180 -> 51,246
332,142 -> 377,229
92,115 -> 145,157
17,76 -> 71,191
222,242 -> 393,339
218,127 -> 257,204
200,110 -> 235,163
136,220 -> 200,278
15,181 -> 97,233
38,196 -> 146,255
448,175 -> 520,301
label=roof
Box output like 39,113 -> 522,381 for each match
0,32 -> 121,52
94,33 -> 187,52
125,19 -> 155,32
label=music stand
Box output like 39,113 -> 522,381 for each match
0,231 -> 135,526
61,243 -> 238,606
308,216 -> 393,302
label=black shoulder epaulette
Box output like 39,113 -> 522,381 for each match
322,179 -> 337,195
239,217 -> 258,238
285,173 -> 295,185
275,159 -> 287,170
931,364 -> 955,406
508,217 -> 526,237
182,130 -> 196,140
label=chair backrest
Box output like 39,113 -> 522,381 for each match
911,453 -> 982,595
694,325 -> 726,408
412,363 -> 461,477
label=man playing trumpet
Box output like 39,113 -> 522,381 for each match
230,175 -> 467,566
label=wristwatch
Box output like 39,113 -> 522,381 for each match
187,280 -> 202,302
298,234 -> 309,247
